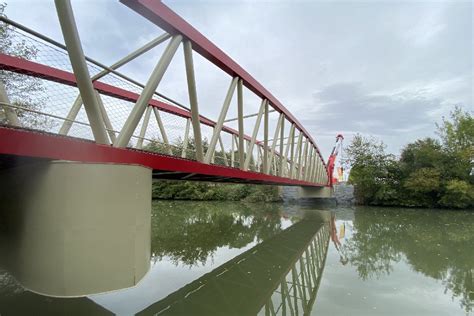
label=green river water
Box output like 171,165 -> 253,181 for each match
0,201 -> 472,315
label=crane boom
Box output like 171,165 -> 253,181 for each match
327,134 -> 344,186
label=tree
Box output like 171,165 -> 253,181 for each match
400,138 -> 444,176
346,107 -> 473,209
436,106 -> 473,183
0,3 -> 49,128
403,168 -> 441,207
345,134 -> 401,205
439,179 -> 474,209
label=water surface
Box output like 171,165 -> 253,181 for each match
0,201 -> 472,315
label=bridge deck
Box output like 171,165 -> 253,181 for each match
0,126 -> 324,187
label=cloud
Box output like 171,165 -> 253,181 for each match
3,0 -> 472,158
300,81 -> 463,155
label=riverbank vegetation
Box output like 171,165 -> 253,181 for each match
346,107 -> 473,209
152,180 -> 281,202
144,133 -> 280,203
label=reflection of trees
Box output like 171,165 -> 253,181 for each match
150,201 -> 287,266
343,207 -> 474,312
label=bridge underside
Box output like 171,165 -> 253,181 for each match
0,126 -> 323,187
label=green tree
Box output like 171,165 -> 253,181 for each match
402,168 -> 441,207
345,134 -> 401,205
436,106 -> 473,183
0,3 -> 48,128
347,107 -> 473,209
439,179 -> 474,209
400,138 -> 444,176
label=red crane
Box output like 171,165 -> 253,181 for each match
327,134 -> 344,186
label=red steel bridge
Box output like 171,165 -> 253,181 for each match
0,0 -> 330,187
0,0 -> 336,298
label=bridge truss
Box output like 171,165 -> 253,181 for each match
0,0 -> 329,187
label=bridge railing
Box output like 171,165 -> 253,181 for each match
0,0 -> 329,186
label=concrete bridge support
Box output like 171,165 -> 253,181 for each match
298,186 -> 336,206
0,161 -> 152,297
280,186 -> 336,206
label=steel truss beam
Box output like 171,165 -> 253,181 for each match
120,0 -> 328,173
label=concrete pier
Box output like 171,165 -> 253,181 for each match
280,186 -> 336,206
0,161 -> 152,297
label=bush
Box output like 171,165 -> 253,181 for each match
152,180 -> 281,203
439,180 -> 474,209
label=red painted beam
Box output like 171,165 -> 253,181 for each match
0,53 -> 250,142
0,127 -> 325,187
120,0 -> 327,171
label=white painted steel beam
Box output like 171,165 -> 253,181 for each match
136,106 -> 152,149
114,34 -> 182,148
244,99 -> 266,170
153,107 -> 172,155
204,77 -> 238,164
183,40 -> 204,162
263,100 -> 269,174
55,0 -> 109,144
181,118 -> 191,158
237,79 -> 245,170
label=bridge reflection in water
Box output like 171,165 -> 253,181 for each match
0,208 -> 330,315
138,211 -> 330,316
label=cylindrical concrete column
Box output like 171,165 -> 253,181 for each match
0,161 -> 152,297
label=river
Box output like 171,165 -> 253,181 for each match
0,201 -> 472,315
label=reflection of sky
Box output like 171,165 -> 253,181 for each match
90,217 -> 294,315
316,218 -> 466,316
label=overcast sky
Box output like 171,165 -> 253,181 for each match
4,0 -> 473,158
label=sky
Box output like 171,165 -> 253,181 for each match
3,0 -> 473,158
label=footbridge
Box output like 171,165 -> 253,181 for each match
0,0 -> 330,187
0,0 -> 333,296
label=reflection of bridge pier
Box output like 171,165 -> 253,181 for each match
138,212 -> 330,316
